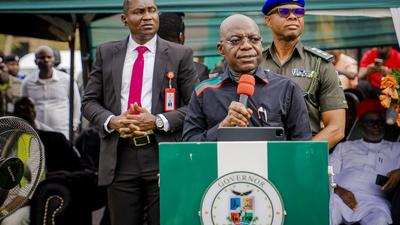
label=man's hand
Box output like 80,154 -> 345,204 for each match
383,168 -> 400,191
334,185 -> 357,210
359,63 -> 392,80
366,63 -> 391,76
219,101 -> 252,128
108,103 -> 165,138
127,103 -> 156,132
108,104 -> 147,138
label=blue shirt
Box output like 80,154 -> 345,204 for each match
182,67 -> 312,141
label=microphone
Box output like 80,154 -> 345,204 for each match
237,74 -> 255,107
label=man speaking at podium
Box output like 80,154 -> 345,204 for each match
182,14 -> 311,141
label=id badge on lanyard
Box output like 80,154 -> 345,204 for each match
164,72 -> 176,112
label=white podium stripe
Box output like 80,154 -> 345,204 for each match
217,142 -> 268,178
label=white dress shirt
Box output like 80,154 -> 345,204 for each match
105,35 -> 169,133
121,35 -> 156,112
21,68 -> 81,140
329,139 -> 400,225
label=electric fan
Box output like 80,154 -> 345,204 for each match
0,116 -> 45,220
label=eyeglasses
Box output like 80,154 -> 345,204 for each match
220,35 -> 262,47
361,119 -> 385,127
268,8 -> 305,18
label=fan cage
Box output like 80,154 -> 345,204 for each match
0,116 -> 45,218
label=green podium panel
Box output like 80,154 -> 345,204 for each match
159,141 -> 329,225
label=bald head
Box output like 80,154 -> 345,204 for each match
34,45 -> 55,73
220,14 -> 260,39
217,14 -> 263,74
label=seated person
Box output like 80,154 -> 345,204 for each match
0,54 -> 11,116
11,97 -> 106,225
13,97 -> 82,172
4,54 -> 25,106
330,99 -> 400,225
182,14 -> 311,141
0,97 -> 83,225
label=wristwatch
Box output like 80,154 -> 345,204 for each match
155,115 -> 164,130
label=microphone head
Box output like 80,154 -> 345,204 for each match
237,74 -> 255,97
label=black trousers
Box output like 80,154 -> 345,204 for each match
107,139 -> 160,225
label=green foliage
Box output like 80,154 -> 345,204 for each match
390,69 -> 400,105
392,69 -> 400,86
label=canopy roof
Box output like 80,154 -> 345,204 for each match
0,0 -> 399,13
90,12 -> 397,57
0,1 -> 399,57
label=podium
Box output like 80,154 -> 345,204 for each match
159,141 -> 329,225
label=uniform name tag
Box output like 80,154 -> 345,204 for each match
164,71 -> 176,112
164,88 -> 176,112
292,68 -> 313,78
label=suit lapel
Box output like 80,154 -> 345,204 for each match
151,37 -> 169,114
112,38 -> 128,113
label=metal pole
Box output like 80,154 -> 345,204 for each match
69,15 -> 77,143
78,15 -> 91,89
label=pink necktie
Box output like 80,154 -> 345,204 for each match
127,46 -> 148,110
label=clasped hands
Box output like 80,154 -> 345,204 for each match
109,103 -> 156,138
366,63 -> 391,76
219,101 -> 253,128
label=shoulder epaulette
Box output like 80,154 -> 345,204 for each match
195,76 -> 224,96
304,46 -> 334,62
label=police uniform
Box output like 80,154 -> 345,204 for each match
182,67 -> 312,141
260,41 -> 347,135
4,54 -> 25,114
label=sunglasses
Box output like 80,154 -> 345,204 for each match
361,119 -> 385,127
268,8 -> 305,18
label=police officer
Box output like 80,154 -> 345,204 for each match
260,0 -> 347,149
4,54 -> 25,113
182,14 -> 311,141
0,54 -> 10,116
4,54 -> 25,80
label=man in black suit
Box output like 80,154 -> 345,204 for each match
81,0 -> 198,224
158,12 -> 210,81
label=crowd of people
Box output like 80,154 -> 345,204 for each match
0,0 -> 399,224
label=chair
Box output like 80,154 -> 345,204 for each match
343,89 -> 362,140
30,171 -> 107,225
391,181 -> 400,225
30,127 -> 108,225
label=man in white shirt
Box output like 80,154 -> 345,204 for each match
330,99 -> 400,225
21,46 -> 81,140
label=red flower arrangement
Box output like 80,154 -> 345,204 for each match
379,69 -> 400,126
